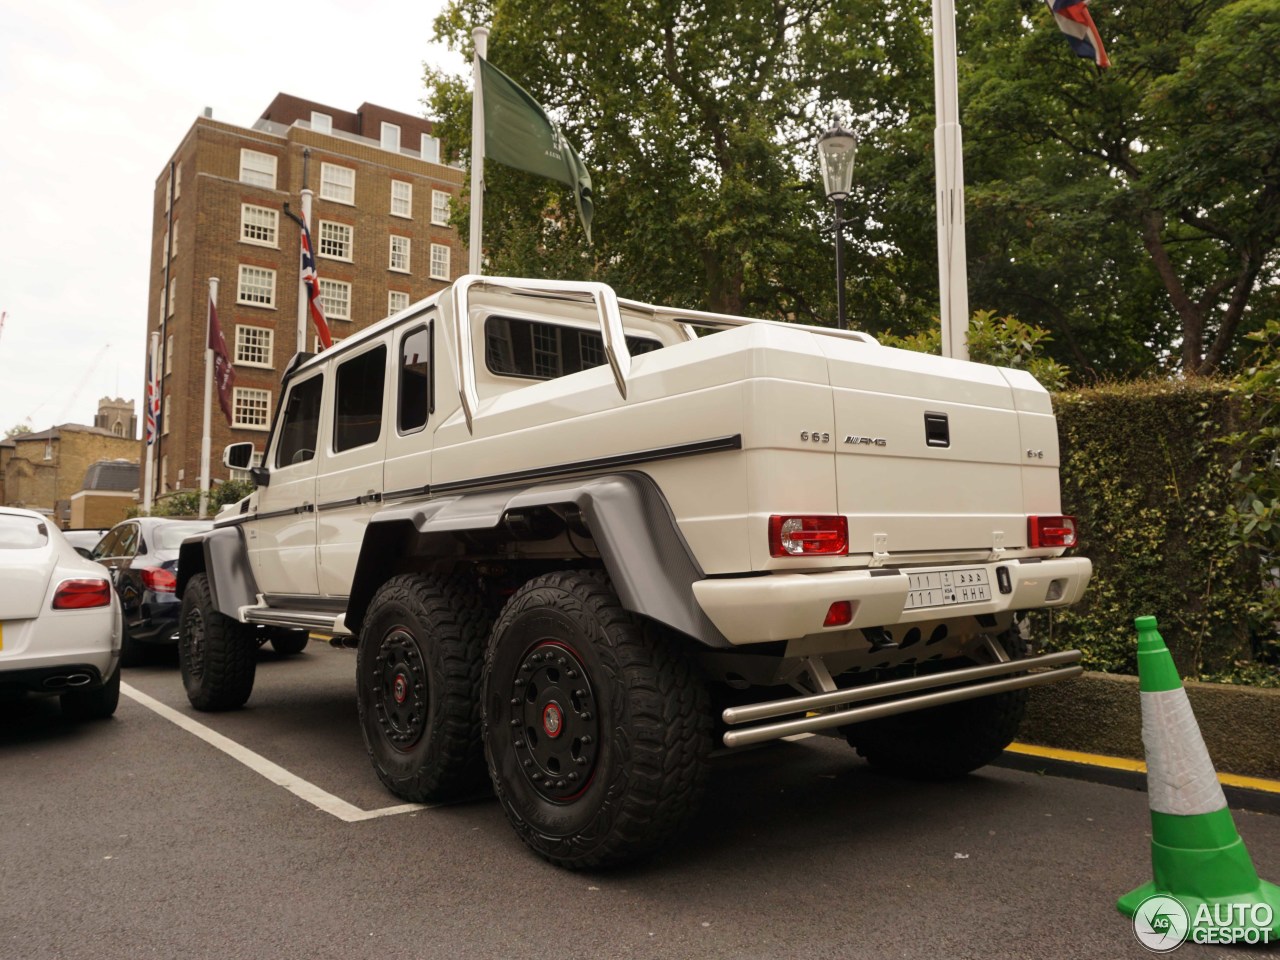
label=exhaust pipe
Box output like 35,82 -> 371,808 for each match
42,673 -> 93,689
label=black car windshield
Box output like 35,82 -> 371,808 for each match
152,523 -> 212,551
0,515 -> 50,549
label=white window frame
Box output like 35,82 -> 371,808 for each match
315,335 -> 344,353
310,111 -> 332,134
167,277 -> 176,316
389,235 -> 411,273
381,122 -> 401,153
165,334 -> 173,375
173,162 -> 182,200
317,220 -> 353,261
172,218 -> 178,251
391,180 -> 412,218
239,149 -> 277,189
420,134 -> 439,163
430,243 -> 451,281
431,190 -> 450,226
237,265 -> 277,308
240,204 -> 278,248
229,450 -> 263,482
162,394 -> 171,435
234,324 -> 274,369
320,162 -> 355,204
232,387 -> 272,431
388,291 -> 410,316
319,278 -> 352,321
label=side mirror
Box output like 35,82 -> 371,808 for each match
74,546 -> 93,559
222,442 -> 255,469
249,465 -> 271,488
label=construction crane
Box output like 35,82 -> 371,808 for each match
0,311 -> 6,349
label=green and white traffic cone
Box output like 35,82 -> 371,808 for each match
1116,615 -> 1280,942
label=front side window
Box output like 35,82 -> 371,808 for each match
238,265 -> 276,307
398,325 -> 432,433
233,387 -> 272,431
239,149 -> 277,188
334,347 -> 386,452
241,204 -> 278,247
391,180 -> 412,218
389,235 -> 411,273
318,220 -> 352,260
274,376 -> 322,466
319,278 -> 351,320
320,163 -> 355,204
485,317 -> 663,381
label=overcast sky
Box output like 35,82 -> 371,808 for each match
0,0 -> 461,437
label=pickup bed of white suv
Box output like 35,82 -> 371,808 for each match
177,275 -> 1090,868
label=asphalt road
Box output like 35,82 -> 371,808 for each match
3,642 -> 1278,960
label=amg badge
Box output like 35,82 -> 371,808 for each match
844,435 -> 887,447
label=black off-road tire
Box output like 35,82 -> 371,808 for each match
356,573 -> 491,803
179,573 -> 257,711
846,631 -> 1028,780
61,665 -> 121,721
268,629 -> 309,656
483,570 -> 712,870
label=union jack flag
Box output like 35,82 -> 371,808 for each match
1046,0 -> 1110,68
144,348 -> 160,445
300,219 -> 334,351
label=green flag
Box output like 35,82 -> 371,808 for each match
478,57 -> 593,243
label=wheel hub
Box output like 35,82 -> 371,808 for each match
510,640 -> 598,802
373,627 -> 428,750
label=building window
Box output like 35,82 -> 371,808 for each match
430,243 -> 451,281
237,265 -> 276,307
389,235 -> 411,273
234,325 -> 274,368
388,291 -> 410,316
240,149 -> 277,189
319,278 -> 351,320
241,205 -> 278,247
111,420 -> 124,437
391,180 -> 412,218
381,122 -> 401,153
315,335 -> 344,353
318,220 -> 352,261
165,334 -> 173,375
162,394 -> 171,435
421,134 -> 440,163
174,162 -> 182,200
311,111 -> 332,134
167,277 -> 176,316
232,387 -> 271,430
43,441 -> 53,461
229,450 -> 263,482
172,218 -> 179,250
431,190 -> 450,226
320,163 -> 355,204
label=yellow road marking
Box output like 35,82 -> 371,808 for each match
1006,742 -> 1280,796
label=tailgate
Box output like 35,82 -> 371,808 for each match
0,545 -> 56,619
820,341 -> 1044,556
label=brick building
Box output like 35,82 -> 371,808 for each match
0,422 -> 140,527
146,94 -> 464,495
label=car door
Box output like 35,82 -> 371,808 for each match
315,340 -> 391,598
247,371 -> 324,599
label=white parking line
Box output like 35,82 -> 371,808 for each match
121,683 -> 430,822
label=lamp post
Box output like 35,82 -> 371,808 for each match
817,125 -> 857,330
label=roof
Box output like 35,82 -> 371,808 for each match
81,460 -> 140,492
9,423 -> 133,443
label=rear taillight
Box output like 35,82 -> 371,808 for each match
1028,515 -> 1078,548
52,578 -> 112,609
769,515 -> 849,557
141,567 -> 177,593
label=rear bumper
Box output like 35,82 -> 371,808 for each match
691,556 -> 1092,646
0,663 -> 110,696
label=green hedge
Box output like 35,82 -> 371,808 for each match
1037,379 -> 1278,685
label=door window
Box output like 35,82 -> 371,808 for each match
91,527 -> 122,560
275,375 -> 324,468
334,346 -> 387,452
398,325 -> 432,434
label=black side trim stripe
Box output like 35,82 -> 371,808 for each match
383,484 -> 432,503
431,434 -> 743,495
213,503 -> 313,528
316,492 -> 383,512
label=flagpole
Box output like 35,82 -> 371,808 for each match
199,278 -> 218,519
933,0 -> 970,361
142,331 -> 158,515
469,25 -> 490,275
297,148 -> 313,356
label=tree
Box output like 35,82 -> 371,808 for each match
4,423 -> 31,438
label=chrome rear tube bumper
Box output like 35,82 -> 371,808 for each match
720,649 -> 1082,748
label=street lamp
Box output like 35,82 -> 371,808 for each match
817,125 -> 858,329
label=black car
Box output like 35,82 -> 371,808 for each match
90,518 -> 310,665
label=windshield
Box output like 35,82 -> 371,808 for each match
0,515 -> 50,549
152,522 -> 213,551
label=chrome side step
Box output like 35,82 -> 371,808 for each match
243,608 -> 339,631
721,649 -> 1082,749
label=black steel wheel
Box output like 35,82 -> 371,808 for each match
483,570 -> 711,870
356,573 -> 490,802
178,573 -> 256,711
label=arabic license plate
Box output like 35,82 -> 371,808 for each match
904,568 -> 992,610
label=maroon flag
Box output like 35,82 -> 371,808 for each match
207,290 -> 235,424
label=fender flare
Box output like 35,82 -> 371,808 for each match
346,472 -> 730,647
176,526 -> 260,621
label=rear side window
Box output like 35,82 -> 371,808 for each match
485,316 -> 662,381
275,375 -> 324,468
334,346 -> 387,452
0,515 -> 48,549
398,324 -> 432,434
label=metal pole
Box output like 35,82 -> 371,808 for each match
142,331 -> 158,515
199,278 -> 217,519
155,160 -> 175,494
468,26 -> 490,275
297,148 -> 312,356
932,0 -> 970,361
833,197 -> 848,330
